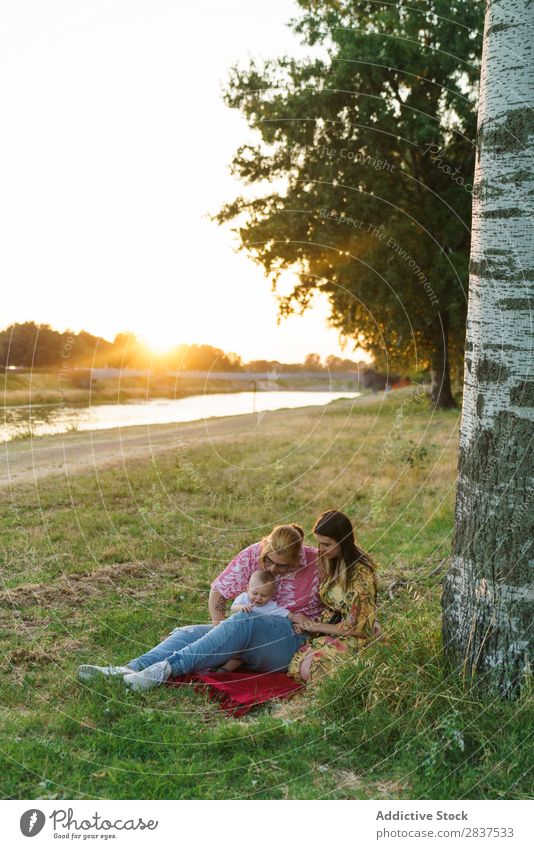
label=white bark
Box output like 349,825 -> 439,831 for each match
442,0 -> 534,697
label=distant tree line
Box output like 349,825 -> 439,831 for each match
0,322 -> 366,373
246,353 -> 365,372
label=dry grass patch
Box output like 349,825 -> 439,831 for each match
1,639 -> 86,670
331,769 -> 411,799
0,560 -> 183,611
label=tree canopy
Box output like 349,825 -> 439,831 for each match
216,0 -> 484,406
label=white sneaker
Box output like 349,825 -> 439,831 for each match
78,664 -> 132,682
123,660 -> 172,692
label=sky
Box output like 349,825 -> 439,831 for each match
0,0 -> 364,363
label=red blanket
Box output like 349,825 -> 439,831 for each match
166,669 -> 302,716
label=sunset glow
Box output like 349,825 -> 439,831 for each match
0,0 -> 355,364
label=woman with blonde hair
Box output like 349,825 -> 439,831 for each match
209,522 -> 322,623
78,523 -> 322,691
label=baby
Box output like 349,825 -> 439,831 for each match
216,569 -> 291,673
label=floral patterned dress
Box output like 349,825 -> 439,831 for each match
287,563 -> 377,684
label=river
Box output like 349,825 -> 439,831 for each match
1,390 -> 360,442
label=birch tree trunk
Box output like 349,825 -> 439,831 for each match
442,0 -> 534,698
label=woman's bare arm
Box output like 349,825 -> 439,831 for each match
208,589 -> 229,624
291,614 -> 366,639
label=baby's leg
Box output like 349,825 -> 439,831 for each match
298,652 -> 314,681
217,656 -> 243,672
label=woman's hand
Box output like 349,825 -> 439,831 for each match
373,619 -> 382,638
291,613 -> 320,633
290,613 -> 307,628
288,612 -> 304,634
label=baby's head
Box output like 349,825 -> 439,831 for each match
247,570 -> 275,606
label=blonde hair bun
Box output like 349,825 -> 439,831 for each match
260,523 -> 304,567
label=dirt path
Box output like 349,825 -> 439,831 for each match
0,392 -> 397,490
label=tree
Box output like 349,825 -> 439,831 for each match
442,0 -> 534,698
167,343 -> 243,372
72,330 -> 112,367
304,352 -> 324,370
215,0 -> 484,407
0,322 -> 64,367
106,332 -> 144,368
246,359 -> 284,372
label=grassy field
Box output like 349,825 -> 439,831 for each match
0,392 -> 532,799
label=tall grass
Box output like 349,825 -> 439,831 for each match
0,393 -> 531,799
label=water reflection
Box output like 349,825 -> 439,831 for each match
1,391 -> 359,442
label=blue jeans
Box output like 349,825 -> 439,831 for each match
127,611 -> 306,676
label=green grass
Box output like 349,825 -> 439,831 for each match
0,394 -> 532,799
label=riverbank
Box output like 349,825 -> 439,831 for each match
1,392 -> 531,800
1,389 -> 361,444
2,370 -> 360,407
0,390 -> 379,486
2,371 -> 257,406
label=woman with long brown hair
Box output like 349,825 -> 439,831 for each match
289,510 -> 378,684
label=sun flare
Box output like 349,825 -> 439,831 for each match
139,332 -> 179,356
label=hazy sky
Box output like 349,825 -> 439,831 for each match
1,0 -> 360,362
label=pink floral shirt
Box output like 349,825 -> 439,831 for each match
211,542 -> 324,619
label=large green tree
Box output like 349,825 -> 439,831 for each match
442,0 -> 534,698
216,0 -> 484,406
